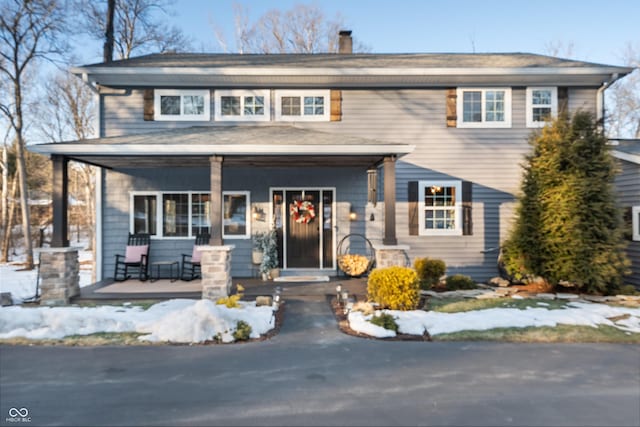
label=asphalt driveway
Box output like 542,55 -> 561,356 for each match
1,296 -> 639,426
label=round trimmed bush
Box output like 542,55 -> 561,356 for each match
414,257 -> 446,289
445,274 -> 476,290
367,266 -> 420,311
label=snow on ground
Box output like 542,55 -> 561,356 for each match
0,245 -> 94,303
0,299 -> 276,344
348,302 -> 640,338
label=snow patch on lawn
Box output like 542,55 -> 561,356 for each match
347,302 -> 640,338
0,299 -> 276,343
0,263 -> 93,303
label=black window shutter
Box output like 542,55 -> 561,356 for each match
408,181 -> 419,236
462,181 -> 473,236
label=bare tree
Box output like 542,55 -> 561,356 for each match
38,70 -> 96,252
606,43 -> 640,139
0,0 -> 67,269
214,3 -> 368,54
543,40 -> 575,59
79,0 -> 192,60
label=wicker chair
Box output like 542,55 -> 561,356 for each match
181,233 -> 210,281
114,233 -> 151,281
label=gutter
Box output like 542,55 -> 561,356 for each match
596,72 -> 621,133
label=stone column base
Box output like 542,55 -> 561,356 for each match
199,245 -> 234,300
372,244 -> 411,269
37,247 -> 80,306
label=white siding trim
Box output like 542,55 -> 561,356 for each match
633,206 -> 640,242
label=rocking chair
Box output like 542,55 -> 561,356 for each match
114,233 -> 150,281
181,233 -> 210,281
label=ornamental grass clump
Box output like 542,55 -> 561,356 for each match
414,257 -> 446,289
367,266 -> 420,310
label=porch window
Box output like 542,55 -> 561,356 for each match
456,88 -> 512,128
191,193 -> 211,236
223,191 -> 250,239
133,195 -> 157,235
418,181 -> 462,236
154,90 -> 210,121
162,194 -> 189,237
275,90 -> 330,121
526,87 -> 558,127
214,90 -> 270,121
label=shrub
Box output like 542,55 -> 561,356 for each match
445,274 -> 476,291
414,257 -> 446,289
617,284 -> 639,296
367,266 -> 420,310
216,294 -> 241,308
369,313 -> 398,332
233,320 -> 252,341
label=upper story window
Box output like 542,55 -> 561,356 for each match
214,90 -> 270,122
526,87 -> 558,128
418,181 -> 462,236
456,88 -> 512,128
154,90 -> 210,121
275,90 -> 330,122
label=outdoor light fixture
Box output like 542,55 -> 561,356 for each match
349,208 -> 357,221
336,284 -> 342,302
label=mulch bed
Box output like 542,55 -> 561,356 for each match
329,296 -> 431,341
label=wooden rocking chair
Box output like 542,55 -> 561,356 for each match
114,233 -> 151,281
181,233 -> 210,281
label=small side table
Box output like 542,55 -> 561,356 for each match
150,261 -> 179,282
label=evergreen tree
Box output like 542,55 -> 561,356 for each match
502,111 -> 629,294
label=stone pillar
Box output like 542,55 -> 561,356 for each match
37,247 -> 80,305
383,156 -> 397,246
199,245 -> 234,300
372,244 -> 410,269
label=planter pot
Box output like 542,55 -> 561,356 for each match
269,268 -> 280,279
252,250 -> 264,265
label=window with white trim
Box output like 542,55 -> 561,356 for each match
131,192 -> 249,239
633,206 -> 640,242
418,181 -> 462,236
223,191 -> 250,239
154,90 -> 210,121
526,87 -> 558,127
457,88 -> 512,128
275,90 -> 330,121
214,90 -> 270,121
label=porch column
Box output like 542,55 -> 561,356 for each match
51,154 -> 69,248
383,156 -> 397,246
209,155 -> 223,246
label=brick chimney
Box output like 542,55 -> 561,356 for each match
338,30 -> 352,54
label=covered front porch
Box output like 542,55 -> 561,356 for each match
30,126 -> 414,304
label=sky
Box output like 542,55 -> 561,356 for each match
121,0 -> 640,67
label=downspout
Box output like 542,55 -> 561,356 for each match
596,72 -> 619,135
94,83 -> 103,281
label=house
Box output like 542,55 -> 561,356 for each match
611,139 -> 640,287
30,32 -> 633,299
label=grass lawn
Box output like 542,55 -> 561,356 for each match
425,297 -> 640,344
0,332 -> 153,346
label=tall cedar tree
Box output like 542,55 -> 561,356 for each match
502,111 -> 629,294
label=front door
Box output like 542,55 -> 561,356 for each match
271,188 -> 335,269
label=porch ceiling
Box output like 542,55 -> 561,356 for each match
30,125 -> 414,168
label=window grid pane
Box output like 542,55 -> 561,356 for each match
485,91 -> 505,122
160,96 -> 181,115
303,96 -> 324,115
133,195 -> 157,235
183,95 -> 205,115
281,97 -> 301,116
243,96 -> 265,116
163,194 -> 189,237
423,185 -> 456,230
532,90 -> 552,105
191,193 -> 211,236
463,91 -> 482,122
221,96 -> 241,116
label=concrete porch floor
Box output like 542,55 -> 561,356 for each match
75,275 -> 368,303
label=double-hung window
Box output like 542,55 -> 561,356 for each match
526,87 -> 558,127
154,90 -> 210,121
223,191 -> 250,239
457,88 -> 512,128
214,90 -> 270,121
418,181 -> 463,236
275,90 -> 330,121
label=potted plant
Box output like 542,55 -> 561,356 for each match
258,230 -> 279,280
252,233 -> 264,265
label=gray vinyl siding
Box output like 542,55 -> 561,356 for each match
615,159 -> 640,287
100,86 -> 600,282
102,166 -> 367,278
